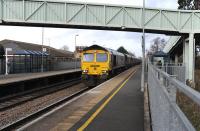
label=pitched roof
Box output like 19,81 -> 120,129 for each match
0,39 -> 73,58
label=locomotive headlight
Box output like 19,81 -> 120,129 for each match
102,70 -> 107,73
83,70 -> 88,73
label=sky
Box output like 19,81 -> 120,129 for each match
0,0 -> 179,57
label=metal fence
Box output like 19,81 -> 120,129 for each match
148,63 -> 200,131
50,60 -> 81,71
157,63 -> 185,82
0,56 -> 81,75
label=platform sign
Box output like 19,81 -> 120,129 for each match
43,48 -> 46,52
6,48 -> 12,52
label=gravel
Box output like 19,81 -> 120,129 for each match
0,83 -> 86,129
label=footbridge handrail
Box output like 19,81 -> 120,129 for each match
148,63 -> 200,131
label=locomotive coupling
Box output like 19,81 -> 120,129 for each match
81,74 -> 89,80
100,73 -> 108,80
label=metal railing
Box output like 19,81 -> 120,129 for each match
148,63 -> 200,131
0,57 -> 81,74
156,63 -> 185,82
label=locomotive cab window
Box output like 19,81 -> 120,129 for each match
83,53 -> 94,62
96,53 -> 108,62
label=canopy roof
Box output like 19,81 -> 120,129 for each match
15,50 -> 49,56
152,51 -> 168,57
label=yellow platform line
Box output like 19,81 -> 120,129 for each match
77,70 -> 137,131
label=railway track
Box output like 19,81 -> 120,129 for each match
0,78 -> 81,111
0,85 -> 90,131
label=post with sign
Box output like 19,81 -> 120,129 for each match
5,48 -> 12,75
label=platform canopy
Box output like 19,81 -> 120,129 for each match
15,50 -> 49,56
152,51 -> 168,57
151,51 -> 169,64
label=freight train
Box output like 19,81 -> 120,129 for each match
81,45 -> 140,86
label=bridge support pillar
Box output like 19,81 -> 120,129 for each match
188,33 -> 195,81
183,38 -> 189,81
184,33 -> 195,81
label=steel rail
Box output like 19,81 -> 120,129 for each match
0,84 -> 89,131
0,78 -> 81,111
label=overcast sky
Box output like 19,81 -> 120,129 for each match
0,0 -> 178,57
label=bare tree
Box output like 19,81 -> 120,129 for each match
147,37 -> 166,56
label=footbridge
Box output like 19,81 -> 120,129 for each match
0,0 -> 200,34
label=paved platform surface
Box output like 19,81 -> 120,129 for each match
19,67 -> 138,131
0,69 -> 80,85
72,68 -> 144,131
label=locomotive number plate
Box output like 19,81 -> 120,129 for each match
90,65 -> 100,67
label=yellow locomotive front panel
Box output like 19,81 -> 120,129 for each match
81,50 -> 110,76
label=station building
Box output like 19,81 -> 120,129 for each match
0,39 -> 75,74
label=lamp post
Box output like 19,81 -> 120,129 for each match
41,28 -> 44,72
141,0 -> 145,92
75,34 -> 79,70
48,38 -> 51,55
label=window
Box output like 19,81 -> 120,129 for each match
83,53 -> 94,62
96,53 -> 108,62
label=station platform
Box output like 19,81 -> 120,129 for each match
72,68 -> 144,131
20,67 -> 144,131
0,69 -> 81,85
